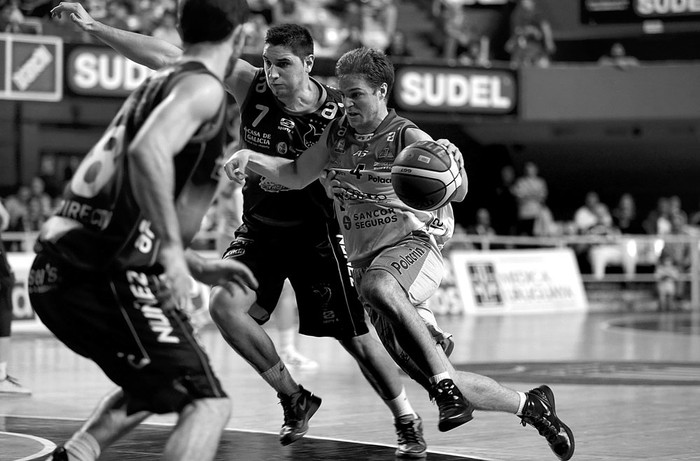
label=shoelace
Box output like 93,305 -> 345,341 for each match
434,382 -> 461,403
521,413 -> 559,443
279,392 -> 301,424
396,421 -> 421,445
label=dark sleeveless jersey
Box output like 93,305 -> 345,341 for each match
238,69 -> 343,227
36,61 -> 227,272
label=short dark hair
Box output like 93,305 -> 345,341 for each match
335,47 -> 395,94
265,24 -> 314,58
179,0 -> 249,44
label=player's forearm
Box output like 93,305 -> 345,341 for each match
88,20 -> 182,70
246,151 -> 317,189
129,147 -> 184,254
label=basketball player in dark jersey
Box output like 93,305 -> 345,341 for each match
50,4 -> 428,456
228,47 -> 575,461
32,2 -> 255,460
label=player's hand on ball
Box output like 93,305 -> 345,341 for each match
224,148 -> 250,183
435,139 -> 464,171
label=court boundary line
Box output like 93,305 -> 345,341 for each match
0,430 -> 56,460
1,414 -> 493,460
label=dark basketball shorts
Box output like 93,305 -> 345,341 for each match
28,252 -> 226,415
352,231 -> 452,391
222,220 -> 369,339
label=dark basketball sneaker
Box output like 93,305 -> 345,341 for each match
394,414 -> 427,458
519,385 -> 575,461
47,446 -> 68,461
278,385 -> 322,446
431,378 -> 474,432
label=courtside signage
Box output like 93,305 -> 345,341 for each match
0,33 -> 62,102
450,248 -> 588,314
582,0 -> 700,23
66,45 -> 153,96
394,66 -> 516,114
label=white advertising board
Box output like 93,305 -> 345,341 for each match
450,248 -> 588,314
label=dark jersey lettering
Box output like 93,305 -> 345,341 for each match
37,61 -> 227,271
238,69 -> 343,226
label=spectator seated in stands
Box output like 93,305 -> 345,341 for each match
574,191 -> 637,280
0,0 -> 42,34
466,207 -> 495,250
654,251 -> 681,312
505,0 -> 554,68
598,42 -> 639,68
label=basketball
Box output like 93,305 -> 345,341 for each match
391,140 -> 462,211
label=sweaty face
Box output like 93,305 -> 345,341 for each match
338,74 -> 386,134
262,44 -> 307,100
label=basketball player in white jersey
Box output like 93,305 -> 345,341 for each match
226,47 -> 575,461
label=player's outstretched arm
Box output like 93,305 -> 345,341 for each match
225,126 -> 333,189
51,1 -> 183,70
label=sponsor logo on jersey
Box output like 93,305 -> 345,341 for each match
373,162 -> 393,172
390,245 -> 427,275
355,133 -> 374,142
259,177 -> 290,193
303,124 -> 322,148
278,118 -> 295,131
334,139 -> 345,154
377,147 -> 392,160
56,199 -> 113,230
354,149 -> 370,158
277,142 -> 288,155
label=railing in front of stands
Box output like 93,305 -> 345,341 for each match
6,230 -> 698,309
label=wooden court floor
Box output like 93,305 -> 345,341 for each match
2,309 -> 700,460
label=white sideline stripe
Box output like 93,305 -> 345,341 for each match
0,431 -> 56,460
0,414 -> 490,460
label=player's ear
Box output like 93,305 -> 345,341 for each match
304,54 -> 315,73
231,24 -> 247,58
378,82 -> 388,100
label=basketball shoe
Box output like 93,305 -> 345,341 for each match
0,374 -> 31,395
394,414 -> 427,458
278,385 -> 322,445
519,385 -> 575,461
431,378 -> 474,432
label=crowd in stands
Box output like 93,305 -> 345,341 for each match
453,161 -> 699,310
0,0 -> 564,66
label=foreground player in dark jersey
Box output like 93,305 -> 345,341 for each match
50,4 -> 429,456
32,1 -> 256,460
228,47 -> 576,461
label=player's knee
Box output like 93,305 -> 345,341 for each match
208,283 -> 251,322
359,271 -> 401,317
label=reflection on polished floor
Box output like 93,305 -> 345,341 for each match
3,310 -> 700,460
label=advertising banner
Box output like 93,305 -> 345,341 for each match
0,33 -> 62,102
65,44 -> 154,97
581,0 -> 700,24
450,248 -> 588,314
394,66 -> 516,115
7,252 -> 46,332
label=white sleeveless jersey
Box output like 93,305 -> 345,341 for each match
323,110 -> 454,267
